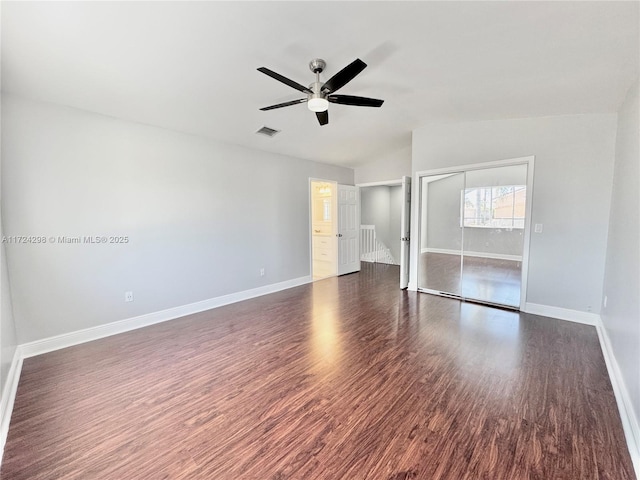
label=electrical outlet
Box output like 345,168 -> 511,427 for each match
260,268 -> 265,277
604,295 -> 608,308
534,224 -> 543,233
125,291 -> 134,302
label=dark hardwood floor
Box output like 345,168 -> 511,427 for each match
419,252 -> 522,307
2,263 -> 634,479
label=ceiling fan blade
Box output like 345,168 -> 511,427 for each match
321,58 -> 367,94
260,98 -> 307,111
328,95 -> 384,107
257,67 -> 313,94
316,110 -> 329,126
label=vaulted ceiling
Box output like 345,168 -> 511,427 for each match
2,2 -> 638,167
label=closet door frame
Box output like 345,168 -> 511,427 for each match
410,156 -> 535,311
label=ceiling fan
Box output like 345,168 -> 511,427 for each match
257,58 -> 384,126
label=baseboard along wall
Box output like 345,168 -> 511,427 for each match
522,302 -> 600,326
0,348 -> 23,462
0,275 -> 311,463
1,275 -> 638,476
421,247 -> 523,262
19,275 -> 311,359
595,319 -> 640,477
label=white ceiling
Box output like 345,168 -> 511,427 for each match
2,1 -> 638,168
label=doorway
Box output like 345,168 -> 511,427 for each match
311,180 -> 337,281
416,157 -> 534,310
360,184 -> 402,266
358,176 -> 411,289
310,181 -> 361,281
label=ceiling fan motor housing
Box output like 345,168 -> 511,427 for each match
308,82 -> 325,97
307,82 -> 328,111
309,58 -> 326,74
308,59 -> 329,111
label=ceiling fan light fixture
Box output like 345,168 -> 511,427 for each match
308,97 -> 329,112
258,58 -> 383,125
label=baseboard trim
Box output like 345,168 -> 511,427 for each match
3,279 -> 637,477
523,302 -> 600,326
20,275 -> 312,359
0,347 -> 23,465
2,275 -> 312,465
524,304 -> 639,474
421,247 -> 522,262
595,318 -> 640,477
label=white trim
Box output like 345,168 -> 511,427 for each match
595,318 -> 640,477
411,156 -> 535,311
356,179 -> 403,187
520,157 -> 535,315
0,347 -> 23,464
421,247 -> 522,262
522,302 -> 599,325
1,285 -> 638,475
1,275 -> 312,465
20,275 -> 311,358
519,304 -> 639,473
399,175 -> 411,289
407,168 -> 422,291
308,178 -> 314,283
413,155 -> 535,178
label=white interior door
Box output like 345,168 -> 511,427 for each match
337,184 -> 360,275
400,176 -> 411,289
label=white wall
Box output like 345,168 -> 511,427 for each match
1,95 -> 353,344
388,186 -> 402,262
1,39 -> 19,402
0,242 -> 17,395
1,88 -> 19,400
411,113 -> 617,313
602,80 -> 640,427
424,174 -> 465,251
361,186 -> 392,250
355,142 -> 410,264
354,145 -> 411,185
360,185 -> 402,263
422,165 -> 527,257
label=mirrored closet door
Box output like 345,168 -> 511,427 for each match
418,161 -> 530,310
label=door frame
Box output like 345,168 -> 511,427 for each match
409,156 -> 535,311
309,178 -> 338,281
400,176 -> 411,289
357,180 -> 403,188
337,184 -> 361,276
356,179 -> 405,284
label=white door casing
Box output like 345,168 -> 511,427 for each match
338,184 -> 360,275
411,156 -> 535,310
400,176 -> 411,289
309,179 -> 338,281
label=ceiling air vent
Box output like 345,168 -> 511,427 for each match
255,125 -> 281,137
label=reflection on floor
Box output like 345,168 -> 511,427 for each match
2,263 -> 634,479
419,252 -> 521,307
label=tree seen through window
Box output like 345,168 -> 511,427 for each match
463,186 -> 526,228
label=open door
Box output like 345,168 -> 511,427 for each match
310,180 -> 338,281
400,176 -> 411,289
337,184 -> 360,275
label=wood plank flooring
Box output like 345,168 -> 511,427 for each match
419,252 -> 522,307
2,263 -> 635,479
